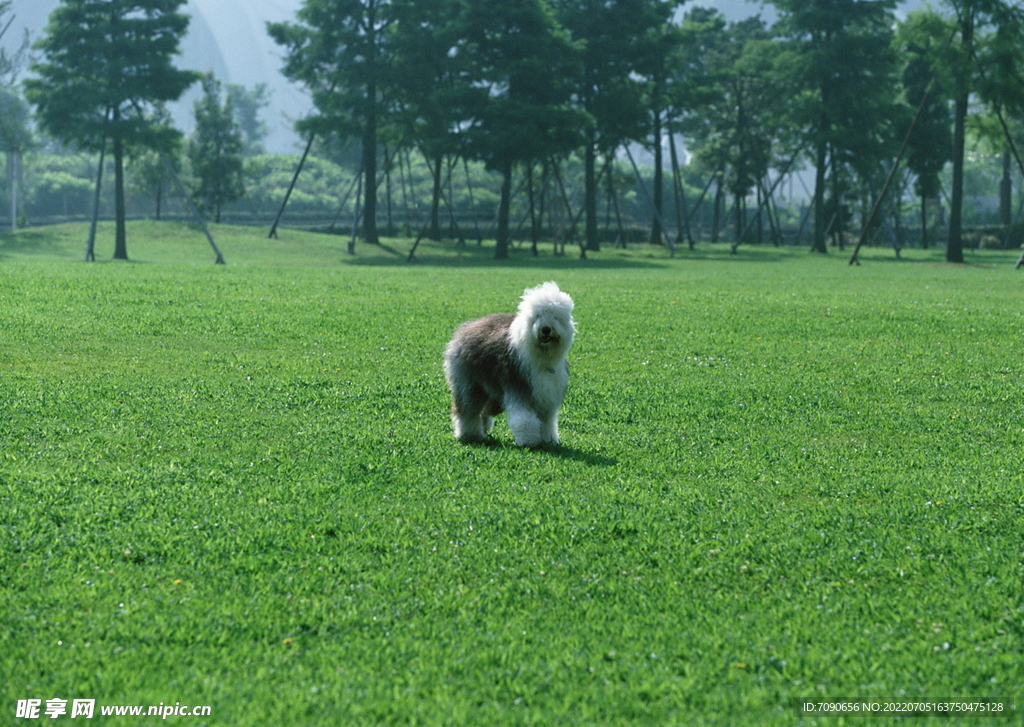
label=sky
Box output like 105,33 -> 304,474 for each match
6,0 -> 309,153
6,0 -> 926,155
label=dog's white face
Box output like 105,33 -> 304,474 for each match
528,303 -> 575,355
510,282 -> 576,361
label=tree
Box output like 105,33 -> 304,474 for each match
681,15 -> 783,246
460,0 -> 586,259
268,0 -> 393,246
0,0 -> 30,87
1,0 -> 33,231
0,88 -> 31,230
189,76 -> 246,223
25,0 -> 197,260
552,0 -> 667,251
945,2 -> 975,262
897,11 -> 954,249
128,148 -> 171,220
387,0 -> 475,241
127,104 -> 179,220
937,0 -> 1024,261
636,7 -> 686,247
226,83 -> 271,156
672,8 -> 733,243
897,0 -> 1024,261
968,0 -> 1024,244
770,0 -> 900,253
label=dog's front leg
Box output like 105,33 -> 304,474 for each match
506,400 -> 545,448
538,414 -> 559,445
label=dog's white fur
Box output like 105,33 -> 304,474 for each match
444,282 -> 575,447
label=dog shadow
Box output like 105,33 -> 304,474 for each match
542,443 -> 618,466
466,438 -> 618,466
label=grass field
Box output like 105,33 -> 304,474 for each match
2,222 -> 1023,725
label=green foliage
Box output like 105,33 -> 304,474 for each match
26,170 -> 93,215
385,0 -> 479,240
460,0 -> 587,255
898,11 -> 955,201
25,0 -> 197,154
771,0 -> 903,251
682,15 -> 779,201
243,154 -> 351,214
554,0 -> 670,249
267,0 -> 388,141
555,0 -> 660,150
0,0 -> 30,88
16,0 -> 1024,260
1,224 -> 1023,725
226,83 -> 272,157
386,0 -> 472,157
126,148 -> 174,220
189,76 -> 246,224
268,0 -> 392,244
18,152 -> 95,219
0,89 -> 31,154
913,0 -> 1024,261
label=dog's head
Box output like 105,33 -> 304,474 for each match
514,282 -> 575,357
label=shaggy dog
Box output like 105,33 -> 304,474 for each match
444,282 -> 575,447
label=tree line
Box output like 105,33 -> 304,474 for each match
5,0 -> 1024,262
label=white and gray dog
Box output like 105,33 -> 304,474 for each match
444,282 -> 575,447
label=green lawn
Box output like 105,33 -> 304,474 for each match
2,222 -> 1022,725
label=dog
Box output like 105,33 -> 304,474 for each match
444,282 -> 575,447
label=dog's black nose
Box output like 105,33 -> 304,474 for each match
541,326 -> 552,336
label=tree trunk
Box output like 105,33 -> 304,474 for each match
649,113 -> 663,245
584,126 -> 599,251
811,139 -> 828,253
947,11 -> 972,263
539,160 -> 550,251
7,152 -> 17,232
384,146 -> 394,237
527,163 -> 538,256
399,149 -> 412,237
113,133 -> 128,260
429,152 -> 442,240
711,176 -> 722,244
462,155 -> 483,245
495,159 -> 512,259
349,170 -> 362,255
756,183 -> 763,245
362,39 -> 379,246
362,116 -> 378,244
86,144 -> 105,261
920,194 -> 928,249
735,193 -> 744,246
607,153 -> 625,248
947,90 -> 967,262
604,154 -> 614,243
831,155 -> 844,250
668,131 -> 691,248
999,149 -> 1011,229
